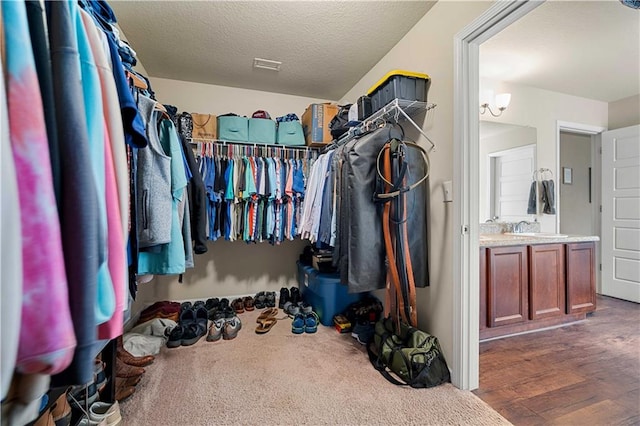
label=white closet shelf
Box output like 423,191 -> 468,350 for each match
332,98 -> 437,152
368,99 -> 436,125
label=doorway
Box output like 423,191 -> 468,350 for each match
559,132 -> 595,236
555,121 -> 605,292
453,0 -> 543,390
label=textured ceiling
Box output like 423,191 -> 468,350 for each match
480,1 -> 640,103
112,1 -> 639,103
111,1 -> 436,100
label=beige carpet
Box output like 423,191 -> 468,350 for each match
120,309 -> 510,425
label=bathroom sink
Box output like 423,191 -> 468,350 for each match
504,232 -> 568,238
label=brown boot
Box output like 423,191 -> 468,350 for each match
115,375 -> 142,388
116,335 -> 155,366
49,388 -> 72,426
33,409 -> 54,426
115,359 -> 145,378
115,385 -> 135,402
116,347 -> 155,367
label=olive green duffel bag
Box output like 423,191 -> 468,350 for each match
367,317 -> 450,388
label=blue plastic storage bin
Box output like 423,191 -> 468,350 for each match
297,262 -> 366,326
218,116 -> 249,142
248,118 -> 276,144
277,121 -> 305,146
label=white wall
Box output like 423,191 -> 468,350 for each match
479,78 -> 608,232
559,132 -> 593,236
609,94 -> 640,130
340,1 -> 493,365
150,77 -> 331,118
133,78 -> 333,311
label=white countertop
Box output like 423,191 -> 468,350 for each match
479,233 -> 599,247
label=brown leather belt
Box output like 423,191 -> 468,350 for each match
377,139 -> 429,328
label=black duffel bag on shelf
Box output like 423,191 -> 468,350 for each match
367,316 -> 450,388
329,104 -> 352,140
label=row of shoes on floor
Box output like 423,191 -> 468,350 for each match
231,290 -> 277,313
166,299 -> 242,347
163,286 -> 306,345
230,286 -> 303,314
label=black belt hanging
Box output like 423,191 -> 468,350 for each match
375,139 -> 430,328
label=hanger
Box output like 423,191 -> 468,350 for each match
153,102 -> 167,113
153,101 -> 170,120
127,70 -> 148,90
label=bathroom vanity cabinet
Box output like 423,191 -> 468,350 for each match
479,236 -> 597,340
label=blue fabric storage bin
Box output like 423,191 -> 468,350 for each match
297,262 -> 366,326
218,116 -> 249,142
248,118 -> 276,144
277,121 -> 305,146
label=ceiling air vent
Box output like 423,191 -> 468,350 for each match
253,58 -> 282,71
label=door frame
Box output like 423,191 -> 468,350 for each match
452,0 -> 543,390
555,121 -> 606,233
556,121 -> 605,292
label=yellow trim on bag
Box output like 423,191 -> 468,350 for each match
367,70 -> 430,95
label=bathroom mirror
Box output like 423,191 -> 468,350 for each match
479,121 -> 538,223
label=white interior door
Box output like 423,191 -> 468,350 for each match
601,125 -> 640,302
491,145 -> 535,222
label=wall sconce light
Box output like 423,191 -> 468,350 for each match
480,93 -> 511,117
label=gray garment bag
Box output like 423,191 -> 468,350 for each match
333,125 -> 430,293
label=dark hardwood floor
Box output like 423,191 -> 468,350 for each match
473,294 -> 640,425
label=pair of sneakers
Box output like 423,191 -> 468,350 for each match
206,316 -> 242,342
77,401 -> 122,426
291,311 -> 319,334
283,300 -> 312,316
166,303 -> 208,347
278,286 -> 301,309
254,291 -> 276,309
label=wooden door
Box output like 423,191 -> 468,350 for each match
528,244 -> 565,320
487,245 -> 528,327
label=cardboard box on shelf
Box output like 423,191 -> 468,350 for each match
312,253 -> 334,273
302,103 -> 339,147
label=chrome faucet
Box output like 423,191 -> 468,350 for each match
514,221 -> 529,233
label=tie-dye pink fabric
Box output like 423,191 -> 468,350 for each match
98,123 -> 125,340
3,0 -> 77,374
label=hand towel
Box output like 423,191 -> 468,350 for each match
527,181 -> 537,214
541,179 -> 556,214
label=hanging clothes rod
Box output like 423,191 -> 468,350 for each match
187,138 -> 318,152
190,139 -> 319,161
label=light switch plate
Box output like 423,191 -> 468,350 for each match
443,180 -> 453,202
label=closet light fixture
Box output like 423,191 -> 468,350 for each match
253,58 -> 282,71
480,93 -> 511,117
